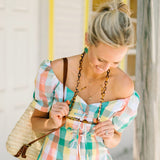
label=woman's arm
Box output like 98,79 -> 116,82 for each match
31,102 -> 69,134
31,109 -> 56,134
103,129 -> 121,148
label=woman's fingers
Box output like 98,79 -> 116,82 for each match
95,126 -> 114,135
51,110 -> 64,118
93,120 -> 115,138
53,102 -> 69,111
97,129 -> 114,137
94,121 -> 114,130
52,107 -> 67,117
52,102 -> 69,116
48,101 -> 70,129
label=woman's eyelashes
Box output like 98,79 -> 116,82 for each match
97,58 -> 119,67
98,58 -> 104,62
113,62 -> 119,66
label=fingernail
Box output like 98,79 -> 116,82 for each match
66,100 -> 70,105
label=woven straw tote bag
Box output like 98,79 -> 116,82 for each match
6,101 -> 44,160
6,58 -> 68,159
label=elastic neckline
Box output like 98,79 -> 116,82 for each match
45,59 -> 138,106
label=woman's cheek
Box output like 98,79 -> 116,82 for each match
88,55 -> 97,66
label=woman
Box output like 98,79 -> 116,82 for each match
31,1 -> 140,159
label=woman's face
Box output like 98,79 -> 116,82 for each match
87,43 -> 128,74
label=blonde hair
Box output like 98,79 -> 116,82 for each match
88,1 -> 134,47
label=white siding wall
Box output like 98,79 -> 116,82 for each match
54,0 -> 85,59
0,0 -> 39,159
39,0 -> 49,62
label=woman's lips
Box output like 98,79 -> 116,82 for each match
96,66 -> 104,72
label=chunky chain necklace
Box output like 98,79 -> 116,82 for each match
68,52 -> 110,124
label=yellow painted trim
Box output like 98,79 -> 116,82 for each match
120,58 -> 125,70
83,0 -> 90,48
48,0 -> 54,61
123,0 -> 127,4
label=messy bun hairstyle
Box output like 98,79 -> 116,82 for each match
88,1 -> 134,47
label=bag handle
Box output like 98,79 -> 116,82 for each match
14,58 -> 68,158
63,57 -> 68,102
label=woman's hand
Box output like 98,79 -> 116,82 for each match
49,101 -> 70,129
93,120 -> 115,139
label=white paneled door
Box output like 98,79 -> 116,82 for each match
0,0 -> 39,159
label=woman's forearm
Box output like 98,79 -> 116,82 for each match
31,117 -> 56,134
103,130 -> 121,148
31,105 -> 68,134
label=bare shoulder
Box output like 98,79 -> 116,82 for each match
50,58 -> 64,81
50,55 -> 80,82
112,68 -> 134,99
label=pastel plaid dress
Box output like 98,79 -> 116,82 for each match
32,60 -> 140,160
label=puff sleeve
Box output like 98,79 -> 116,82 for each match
112,91 -> 140,133
32,60 -> 59,112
